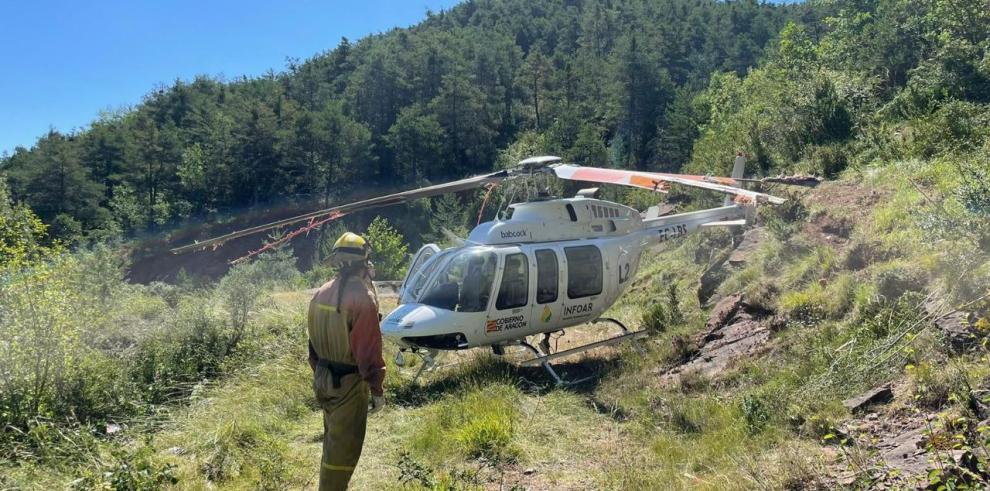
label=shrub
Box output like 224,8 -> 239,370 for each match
641,281 -> 684,332
760,194 -> 808,241
741,394 -> 772,434
366,216 -> 409,281
802,143 -> 850,178
780,285 -> 827,322
0,256 -> 98,433
71,442 -> 177,490
218,249 -> 298,338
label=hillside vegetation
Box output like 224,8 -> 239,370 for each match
0,0 -> 803,249
3,0 -> 990,489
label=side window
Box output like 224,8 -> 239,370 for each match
496,253 -> 529,310
535,249 -> 558,304
565,245 -> 602,299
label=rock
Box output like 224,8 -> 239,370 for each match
933,310 -> 979,352
661,290 -> 777,385
697,255 -> 730,305
843,385 -> 894,413
880,427 -> 928,476
706,293 -> 745,331
661,314 -> 770,382
523,468 -> 536,475
727,228 -> 766,266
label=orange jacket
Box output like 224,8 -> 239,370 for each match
308,274 -> 386,396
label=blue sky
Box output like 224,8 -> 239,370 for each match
0,0 -> 462,155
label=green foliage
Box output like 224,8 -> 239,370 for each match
0,255 -> 99,433
0,0 -> 802,242
922,415 -> 990,489
218,248 -> 299,332
641,279 -> 684,333
366,216 -> 409,281
71,441 -> 177,490
740,394 -> 772,435
760,193 -> 808,241
412,384 -> 521,463
0,238 -> 305,466
0,176 -> 56,267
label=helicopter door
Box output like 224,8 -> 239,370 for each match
399,244 -> 440,303
559,245 -> 604,325
487,251 -> 531,339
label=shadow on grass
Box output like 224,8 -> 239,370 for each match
389,351 -> 628,408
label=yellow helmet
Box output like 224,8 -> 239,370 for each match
330,232 -> 370,266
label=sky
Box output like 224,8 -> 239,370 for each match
0,0 -> 462,156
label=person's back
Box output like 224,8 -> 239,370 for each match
307,232 -> 386,491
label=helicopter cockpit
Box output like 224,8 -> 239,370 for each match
416,247 -> 498,312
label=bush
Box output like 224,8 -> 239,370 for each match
802,143 -> 850,178
366,216 -> 409,281
641,281 -> 684,332
0,255 -> 99,433
741,394 -> 772,434
71,442 -> 177,490
760,193 -> 808,241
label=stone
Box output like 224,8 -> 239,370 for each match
727,228 -> 766,266
933,310 -> 979,352
842,385 -> 894,413
706,293 -> 745,331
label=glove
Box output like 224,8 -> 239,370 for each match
369,395 -> 385,414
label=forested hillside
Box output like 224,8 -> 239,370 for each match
0,0 -> 806,244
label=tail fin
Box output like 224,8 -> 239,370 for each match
724,152 -> 747,206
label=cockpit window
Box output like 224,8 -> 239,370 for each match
419,249 -> 497,312
404,249 -> 452,303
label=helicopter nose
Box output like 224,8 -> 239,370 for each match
380,303 -> 443,343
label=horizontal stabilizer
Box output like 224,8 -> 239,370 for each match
700,219 -> 747,228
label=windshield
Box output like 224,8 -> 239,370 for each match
419,248 -> 497,312
403,248 -> 453,304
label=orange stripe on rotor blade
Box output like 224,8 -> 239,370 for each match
629,174 -> 665,190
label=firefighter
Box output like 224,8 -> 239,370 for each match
307,232 -> 386,491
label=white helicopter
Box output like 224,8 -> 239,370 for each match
174,155 -> 804,384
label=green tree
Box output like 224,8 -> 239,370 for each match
365,216 -> 409,281
386,104 -> 444,180
0,176 -> 54,268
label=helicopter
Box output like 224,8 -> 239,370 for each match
173,155 -> 803,384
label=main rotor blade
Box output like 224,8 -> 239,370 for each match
551,164 -> 786,205
171,169 -> 510,254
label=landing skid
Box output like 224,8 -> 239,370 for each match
519,317 -> 648,385
409,348 -> 443,385
398,318 -> 648,386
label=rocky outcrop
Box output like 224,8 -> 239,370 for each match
698,228 -> 767,305
661,293 -> 773,383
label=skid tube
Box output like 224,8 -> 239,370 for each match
519,317 -> 649,385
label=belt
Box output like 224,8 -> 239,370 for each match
316,359 -> 358,389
